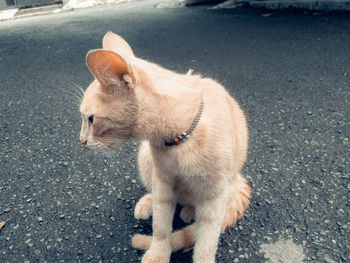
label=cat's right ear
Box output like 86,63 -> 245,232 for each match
86,49 -> 135,94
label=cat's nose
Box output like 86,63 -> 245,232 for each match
80,138 -> 87,145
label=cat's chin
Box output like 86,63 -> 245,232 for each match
86,139 -> 127,152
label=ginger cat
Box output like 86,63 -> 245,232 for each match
79,32 -> 251,263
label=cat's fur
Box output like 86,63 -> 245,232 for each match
79,32 -> 251,263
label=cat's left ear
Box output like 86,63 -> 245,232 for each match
86,49 -> 135,94
102,32 -> 134,59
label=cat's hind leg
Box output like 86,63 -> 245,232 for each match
180,205 -> 195,223
221,173 -> 251,232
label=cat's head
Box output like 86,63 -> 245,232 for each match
79,32 -> 138,150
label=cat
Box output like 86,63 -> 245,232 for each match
79,31 -> 251,263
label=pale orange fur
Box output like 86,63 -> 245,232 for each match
80,32 -> 251,263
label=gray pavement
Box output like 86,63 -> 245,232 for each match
0,1 -> 349,262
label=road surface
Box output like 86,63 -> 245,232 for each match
0,1 -> 349,262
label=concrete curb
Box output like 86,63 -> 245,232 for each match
0,0 -> 130,21
211,0 -> 350,11
62,0 -> 129,11
2,0 -> 350,21
0,9 -> 19,21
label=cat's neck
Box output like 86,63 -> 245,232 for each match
133,70 -> 202,147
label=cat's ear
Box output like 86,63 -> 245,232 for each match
86,49 -> 135,94
102,32 -> 134,59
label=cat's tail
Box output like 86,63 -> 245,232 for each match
221,173 -> 251,232
132,224 -> 196,252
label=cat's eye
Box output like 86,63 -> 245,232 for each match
88,115 -> 94,124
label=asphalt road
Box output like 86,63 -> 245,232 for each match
0,1 -> 349,262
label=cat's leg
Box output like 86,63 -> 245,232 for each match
180,205 -> 195,223
142,173 -> 176,263
135,141 -> 154,220
137,141 -> 153,192
193,191 -> 227,263
135,193 -> 152,220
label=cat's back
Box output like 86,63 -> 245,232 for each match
199,77 -> 248,170
199,77 -> 244,122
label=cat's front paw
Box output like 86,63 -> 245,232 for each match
134,193 -> 152,220
142,249 -> 170,263
141,241 -> 171,263
142,253 -> 169,263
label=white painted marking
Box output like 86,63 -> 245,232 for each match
260,238 -> 305,263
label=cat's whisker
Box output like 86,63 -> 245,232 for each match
60,88 -> 83,102
62,100 -> 82,112
102,147 -> 118,167
65,81 -> 86,97
59,88 -> 83,108
60,82 -> 84,97
62,80 -> 85,92
95,142 -> 118,167
59,82 -> 85,107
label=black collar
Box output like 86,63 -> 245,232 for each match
164,95 -> 204,146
